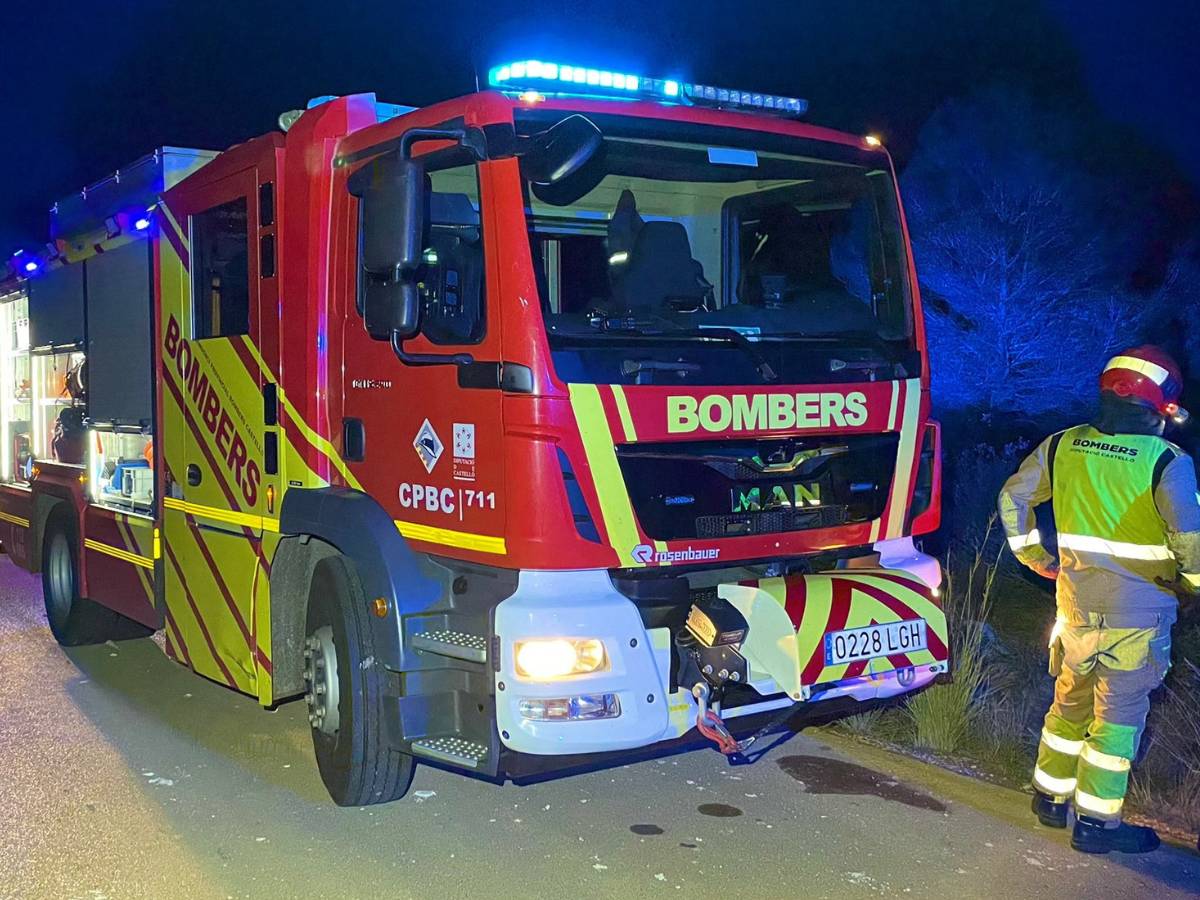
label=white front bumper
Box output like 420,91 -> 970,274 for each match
494,570 -> 672,755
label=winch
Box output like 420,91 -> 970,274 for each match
676,593 -> 756,755
676,593 -> 749,693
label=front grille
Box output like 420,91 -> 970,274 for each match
617,434 -> 898,542
695,506 -> 849,539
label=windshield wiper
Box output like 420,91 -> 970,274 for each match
549,321 -> 782,384
656,327 -> 779,384
547,323 -> 779,384
621,359 -> 702,384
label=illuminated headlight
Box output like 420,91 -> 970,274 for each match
518,693 -> 620,721
514,638 -> 607,680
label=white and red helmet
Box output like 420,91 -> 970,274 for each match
1100,345 -> 1187,422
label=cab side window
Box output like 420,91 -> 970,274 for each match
420,163 -> 485,345
192,198 -> 250,338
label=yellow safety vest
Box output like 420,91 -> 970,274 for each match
1051,425 -> 1175,566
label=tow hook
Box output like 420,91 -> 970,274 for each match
693,681 -> 798,758
693,682 -> 743,756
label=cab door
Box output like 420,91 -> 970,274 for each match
158,162 -> 280,696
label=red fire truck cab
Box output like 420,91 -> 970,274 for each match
0,60 -> 947,804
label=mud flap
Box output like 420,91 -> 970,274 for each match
719,569 -> 951,704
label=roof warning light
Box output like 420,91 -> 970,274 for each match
488,58 -> 807,117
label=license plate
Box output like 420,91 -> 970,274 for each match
824,619 -> 927,666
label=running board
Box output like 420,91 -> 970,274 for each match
410,735 -> 490,768
411,629 -> 488,664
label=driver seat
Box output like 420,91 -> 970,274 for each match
611,221 -> 712,315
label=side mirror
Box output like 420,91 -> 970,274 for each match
348,151 -> 427,340
519,115 -> 603,185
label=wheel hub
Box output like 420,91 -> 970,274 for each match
303,625 -> 340,735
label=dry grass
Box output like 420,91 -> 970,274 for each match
905,520 -> 1003,754
1129,656 -> 1200,831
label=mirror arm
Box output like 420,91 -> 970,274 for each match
390,332 -> 475,368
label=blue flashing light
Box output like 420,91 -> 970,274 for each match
134,215 -> 152,231
23,260 -> 39,274
487,59 -> 808,117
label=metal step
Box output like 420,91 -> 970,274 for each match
410,735 -> 490,768
411,629 -> 488,663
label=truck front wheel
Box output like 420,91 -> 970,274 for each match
304,554 -> 415,806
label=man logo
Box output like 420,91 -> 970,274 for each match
631,544 -> 655,564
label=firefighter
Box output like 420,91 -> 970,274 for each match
998,346 -> 1200,854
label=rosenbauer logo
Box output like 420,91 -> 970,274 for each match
163,316 -> 262,506
668,391 -> 869,434
631,543 -> 720,565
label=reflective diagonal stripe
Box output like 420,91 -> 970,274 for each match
1041,728 -> 1084,756
1104,355 -> 1169,386
610,385 -> 638,442
1034,768 -> 1077,796
1057,533 -> 1172,560
238,337 -> 361,490
1008,529 -> 1042,550
0,510 -> 30,528
1081,744 -> 1132,772
569,383 -> 643,563
884,379 -> 922,539
1075,789 -> 1124,816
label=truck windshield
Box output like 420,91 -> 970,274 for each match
520,114 -> 918,385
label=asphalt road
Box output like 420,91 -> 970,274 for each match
1,563 -> 1197,900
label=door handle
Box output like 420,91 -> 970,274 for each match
186,464 -> 202,487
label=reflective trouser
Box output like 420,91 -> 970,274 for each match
1032,613 -> 1173,823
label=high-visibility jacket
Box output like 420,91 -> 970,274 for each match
999,423 -> 1200,624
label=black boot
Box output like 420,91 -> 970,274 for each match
1071,816 -> 1160,854
1031,791 -> 1068,828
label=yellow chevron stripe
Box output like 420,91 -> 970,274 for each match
85,538 -> 155,570
0,510 -> 30,528
163,497 -> 280,533
394,520 -> 506,555
885,379 -> 923,538
569,383 -> 643,564
238,339 -> 362,490
159,203 -> 189,255
794,576 -> 834,671
848,573 -> 950,646
113,517 -> 155,603
610,385 -> 638,442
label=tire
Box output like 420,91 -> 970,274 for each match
41,511 -> 152,646
304,554 -> 415,806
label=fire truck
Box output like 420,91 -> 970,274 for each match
0,59 -> 948,805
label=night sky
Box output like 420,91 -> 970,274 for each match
3,0 -> 1197,255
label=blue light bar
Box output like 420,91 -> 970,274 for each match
488,59 -> 807,117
